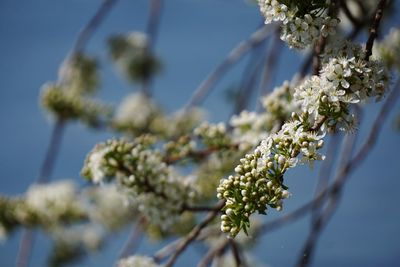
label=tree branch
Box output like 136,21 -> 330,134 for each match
364,0 -> 387,59
164,200 -> 225,267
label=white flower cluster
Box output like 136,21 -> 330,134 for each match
258,0 -> 339,49
82,139 -> 198,229
374,28 -> 400,71
218,50 -> 389,237
230,81 -> 298,149
322,38 -> 366,64
50,224 -> 103,252
230,111 -> 270,149
166,107 -> 206,137
194,122 -> 231,148
85,184 -> 135,230
117,255 -> 159,267
114,94 -> 205,138
260,80 -> 298,116
218,117 -> 324,236
295,54 -> 388,131
25,180 -> 85,225
41,83 -> 111,128
113,92 -> 162,135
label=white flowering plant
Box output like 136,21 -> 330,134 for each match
1,1 -> 399,267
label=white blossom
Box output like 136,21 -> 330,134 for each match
25,180 -> 82,224
114,92 -> 161,130
117,255 -> 159,267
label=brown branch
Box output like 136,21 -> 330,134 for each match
364,0 -> 387,59
182,203 -> 223,213
312,36 -> 327,75
153,239 -> 182,263
164,143 -> 239,165
164,200 -> 225,267
197,239 -> 230,267
229,239 -> 244,267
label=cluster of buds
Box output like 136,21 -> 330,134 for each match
218,117 -> 325,237
258,0 -> 339,49
41,53 -> 111,127
82,139 -> 198,229
41,83 -> 111,127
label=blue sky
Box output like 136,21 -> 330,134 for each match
0,0 -> 399,266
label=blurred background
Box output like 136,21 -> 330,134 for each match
0,0 -> 399,266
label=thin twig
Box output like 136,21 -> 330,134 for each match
37,119 -> 66,183
185,25 -> 276,109
255,30 -> 283,111
197,239 -> 229,267
364,0 -> 387,59
118,217 -> 146,259
164,200 -> 225,267
141,0 -> 164,96
73,0 -> 118,55
312,36 -> 326,75
146,0 -> 163,51
233,26 -> 269,114
297,127 -> 360,267
229,239 -> 243,267
182,203 -> 224,213
310,134 -> 341,223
